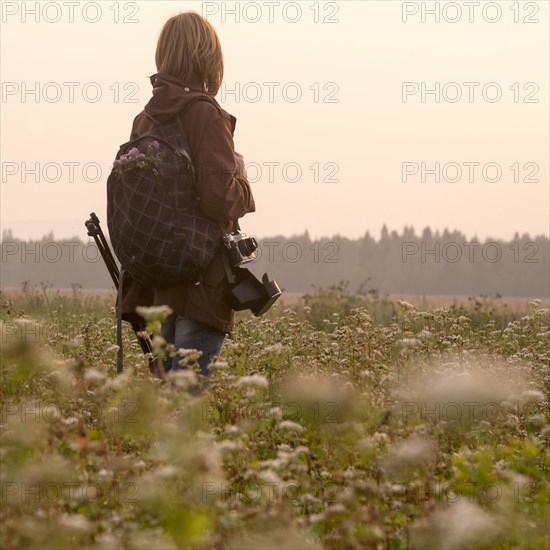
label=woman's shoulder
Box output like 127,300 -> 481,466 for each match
182,95 -> 232,121
178,96 -> 236,134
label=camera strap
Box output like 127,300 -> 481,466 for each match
222,247 -> 236,285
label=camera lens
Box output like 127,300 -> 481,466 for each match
239,237 -> 258,256
241,237 -> 258,256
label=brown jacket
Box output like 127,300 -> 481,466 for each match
118,72 -> 255,334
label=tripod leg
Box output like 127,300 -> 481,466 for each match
131,320 -> 165,376
97,226 -> 119,278
86,213 -> 160,377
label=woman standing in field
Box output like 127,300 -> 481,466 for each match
118,11 -> 255,376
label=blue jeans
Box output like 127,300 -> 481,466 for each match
160,313 -> 226,377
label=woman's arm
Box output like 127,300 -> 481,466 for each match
177,103 -> 255,225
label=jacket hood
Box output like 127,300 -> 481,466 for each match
143,72 -> 236,133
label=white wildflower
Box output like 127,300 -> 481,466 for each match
519,389 -> 544,403
103,372 -> 131,391
257,469 -> 282,485
155,465 -> 178,478
292,446 -> 310,457
166,369 -> 198,388
309,512 -> 326,524
135,305 -> 173,320
411,501 -> 498,549
42,405 -> 60,422
58,513 -> 92,532
235,374 -> 269,388
83,368 -> 106,384
216,440 -> 241,453
278,420 -> 304,433
61,416 -> 79,427
397,338 -> 420,349
300,493 -> 318,504
383,436 -> 436,472
209,359 -> 228,371
268,406 -> 283,420
326,503 -> 346,514
175,347 -> 200,357
262,342 -> 284,355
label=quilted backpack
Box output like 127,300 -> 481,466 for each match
106,98 -> 224,287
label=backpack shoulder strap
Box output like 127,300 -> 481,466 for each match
143,111 -> 160,125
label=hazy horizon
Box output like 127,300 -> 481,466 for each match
1,218 -> 549,244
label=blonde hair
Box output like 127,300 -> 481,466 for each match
155,11 -> 224,96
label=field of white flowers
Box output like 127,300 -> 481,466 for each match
1,284 -> 548,549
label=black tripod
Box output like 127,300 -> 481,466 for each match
84,212 -> 156,373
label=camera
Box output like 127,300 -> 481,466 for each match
221,231 -> 282,316
228,268 -> 283,316
223,231 -> 258,266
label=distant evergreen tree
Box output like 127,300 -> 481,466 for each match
1,227 -> 548,297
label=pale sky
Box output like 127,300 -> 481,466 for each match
1,0 -> 549,241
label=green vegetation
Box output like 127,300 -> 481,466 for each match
1,284 -> 548,549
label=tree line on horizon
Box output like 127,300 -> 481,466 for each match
1,226 -> 548,297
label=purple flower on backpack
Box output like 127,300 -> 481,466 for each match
111,140 -> 164,177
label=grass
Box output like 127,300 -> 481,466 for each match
0,283 -> 548,549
